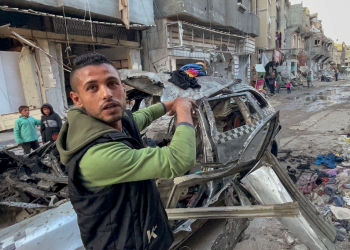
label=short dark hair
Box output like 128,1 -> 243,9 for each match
18,105 -> 29,113
69,53 -> 114,92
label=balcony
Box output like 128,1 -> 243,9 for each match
154,0 -> 260,37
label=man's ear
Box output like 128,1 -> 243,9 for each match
70,91 -> 83,108
122,83 -> 126,94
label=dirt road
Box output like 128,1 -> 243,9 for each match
179,79 -> 350,250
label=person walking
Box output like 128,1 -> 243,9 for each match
286,80 -> 291,94
306,72 -> 312,88
266,72 -> 276,96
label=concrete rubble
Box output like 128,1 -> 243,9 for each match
0,143 -> 68,229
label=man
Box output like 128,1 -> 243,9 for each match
57,53 -> 197,249
276,72 -> 283,94
335,70 -> 339,81
306,72 -> 312,88
266,71 -> 276,96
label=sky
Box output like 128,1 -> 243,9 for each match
290,0 -> 349,45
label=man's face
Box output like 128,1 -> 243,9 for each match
70,64 -> 126,126
43,107 -> 51,116
21,108 -> 30,117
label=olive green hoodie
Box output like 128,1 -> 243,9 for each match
57,103 -> 196,191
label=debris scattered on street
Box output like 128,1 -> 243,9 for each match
0,143 -> 67,228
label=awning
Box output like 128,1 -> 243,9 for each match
0,5 -> 153,28
255,64 -> 266,73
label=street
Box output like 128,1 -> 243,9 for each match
179,79 -> 350,250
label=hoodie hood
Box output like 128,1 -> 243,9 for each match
56,107 -> 118,165
41,103 -> 54,116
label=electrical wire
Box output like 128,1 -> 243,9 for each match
0,86 -> 9,102
62,3 -> 72,66
62,5 -> 70,49
86,0 -> 95,41
140,0 -> 151,26
153,0 -> 162,19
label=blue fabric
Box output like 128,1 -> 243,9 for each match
315,154 -> 343,169
161,102 -> 166,114
180,64 -> 207,76
324,185 -> 337,196
331,196 -> 345,207
177,122 -> 195,129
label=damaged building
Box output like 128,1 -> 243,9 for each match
285,3 -> 334,78
142,0 -> 259,85
0,0 -> 153,131
253,0 -> 291,65
250,1 -> 335,86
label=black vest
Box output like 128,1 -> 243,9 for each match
67,110 -> 174,250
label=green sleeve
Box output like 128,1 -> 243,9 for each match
79,125 -> 196,189
32,117 -> 41,126
132,103 -> 165,131
14,120 -> 23,144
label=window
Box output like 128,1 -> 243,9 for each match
298,38 -> 301,48
301,39 -> 305,49
315,40 -> 321,46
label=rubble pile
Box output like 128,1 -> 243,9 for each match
279,150 -> 350,243
0,143 -> 68,229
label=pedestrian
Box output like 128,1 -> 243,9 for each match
276,72 -> 283,94
286,80 -> 291,94
335,70 -> 338,81
57,53 -> 197,250
306,72 -> 312,88
267,72 -> 276,96
40,103 -> 62,144
14,105 -> 41,154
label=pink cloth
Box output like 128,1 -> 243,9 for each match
185,68 -> 199,77
286,82 -> 290,88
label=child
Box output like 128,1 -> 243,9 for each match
40,103 -> 62,143
306,72 -> 312,88
14,105 -> 41,154
286,80 -> 291,94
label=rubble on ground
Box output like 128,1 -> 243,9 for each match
280,149 -> 350,243
0,143 -> 67,229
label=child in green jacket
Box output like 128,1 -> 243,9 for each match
14,105 -> 41,154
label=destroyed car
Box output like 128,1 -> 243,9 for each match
0,71 -> 336,250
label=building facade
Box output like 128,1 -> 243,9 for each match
253,0 -> 291,63
285,3 -> 334,76
0,0 -> 152,130
142,0 -> 260,85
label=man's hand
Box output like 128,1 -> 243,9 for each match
165,98 -> 198,126
166,98 -> 197,116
